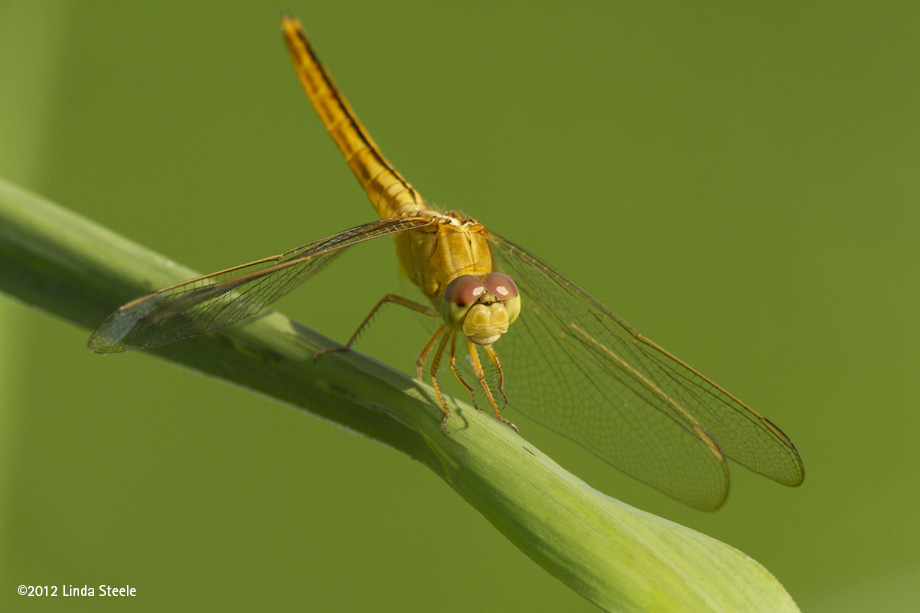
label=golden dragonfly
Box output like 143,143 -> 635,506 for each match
88,15 -> 804,510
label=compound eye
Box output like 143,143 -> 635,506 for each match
484,273 -> 518,301
444,275 -> 486,307
484,272 -> 521,325
441,275 -> 486,330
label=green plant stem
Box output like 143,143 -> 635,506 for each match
0,177 -> 799,612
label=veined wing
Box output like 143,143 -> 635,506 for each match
486,230 -> 804,510
88,216 -> 436,354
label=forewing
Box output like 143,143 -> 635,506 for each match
88,216 -> 435,353
486,230 -> 803,510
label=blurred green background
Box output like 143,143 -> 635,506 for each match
2,1 -> 918,610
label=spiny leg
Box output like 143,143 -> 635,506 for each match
315,293 -> 437,359
416,323 -> 447,380
484,345 -> 510,408
447,332 -> 478,410
467,339 -> 518,432
428,328 -> 454,433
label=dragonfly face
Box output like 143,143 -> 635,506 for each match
441,273 -> 521,345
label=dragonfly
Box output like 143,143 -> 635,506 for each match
88,15 -> 804,510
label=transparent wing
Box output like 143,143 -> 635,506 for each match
486,230 -> 804,510
88,216 -> 435,353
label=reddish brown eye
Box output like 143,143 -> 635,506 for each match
484,272 -> 518,301
444,275 -> 486,306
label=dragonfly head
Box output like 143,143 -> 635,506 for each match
441,272 -> 521,345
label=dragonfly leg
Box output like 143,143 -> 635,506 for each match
416,323 -> 447,380
314,293 -> 437,360
428,328 -> 454,433
467,339 -> 518,433
448,332 -> 479,411
484,345 -> 509,407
